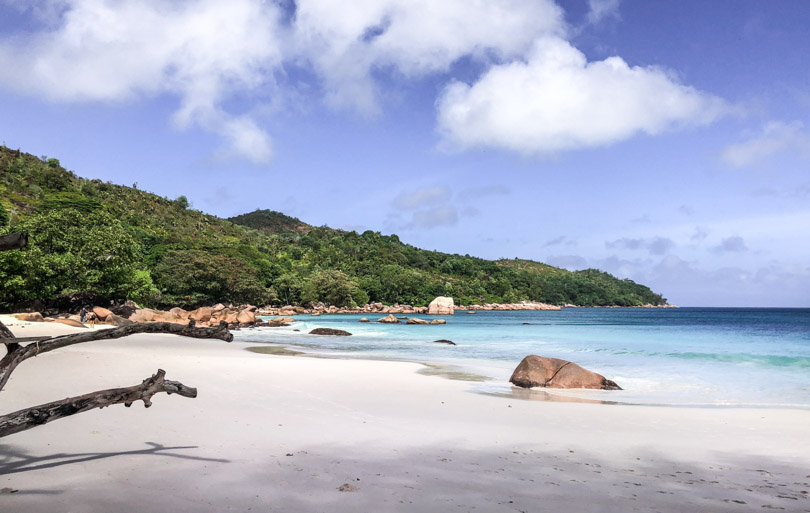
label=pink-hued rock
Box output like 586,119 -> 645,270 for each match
129,308 -> 160,323
51,318 -> 87,328
236,310 -> 256,324
377,314 -> 400,324
189,307 -> 213,322
15,312 -> 45,322
169,307 -> 189,319
406,318 -> 430,325
92,306 -> 113,321
428,296 -> 455,315
509,355 -> 621,390
107,313 -> 134,327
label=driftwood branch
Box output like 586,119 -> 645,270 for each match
0,320 -> 232,394
0,320 -> 20,359
0,232 -> 28,252
0,369 -> 195,438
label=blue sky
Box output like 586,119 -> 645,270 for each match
1,0 -> 808,307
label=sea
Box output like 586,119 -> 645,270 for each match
235,308 -> 810,409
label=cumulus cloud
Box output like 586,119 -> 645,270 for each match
606,236 -> 675,255
391,185 -> 460,229
691,226 -> 709,241
545,254 -> 588,270
457,185 -> 509,201
586,0 -> 621,25
409,205 -> 459,228
393,186 -> 451,210
0,0 -> 728,162
713,236 -> 747,253
649,256 -> 810,306
0,0 -> 283,163
543,235 -> 576,247
293,0 -> 565,116
678,205 -> 695,216
436,37 -> 728,154
720,121 -> 810,168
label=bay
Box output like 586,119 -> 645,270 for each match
235,308 -> 810,408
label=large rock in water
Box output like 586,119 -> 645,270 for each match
406,317 -> 430,325
509,355 -> 621,390
428,296 -> 455,315
309,328 -> 352,336
377,314 -> 400,324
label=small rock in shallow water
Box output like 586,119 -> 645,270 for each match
337,483 -> 359,492
309,328 -> 352,336
433,339 -> 456,345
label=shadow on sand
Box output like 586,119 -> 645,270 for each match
0,441 -> 230,475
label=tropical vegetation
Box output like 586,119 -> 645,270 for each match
0,146 -> 667,310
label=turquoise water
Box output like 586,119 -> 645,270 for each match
236,308 -> 810,408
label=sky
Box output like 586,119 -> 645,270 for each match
0,0 -> 808,307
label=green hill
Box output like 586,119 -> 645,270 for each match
0,146 -> 667,310
228,209 -> 310,235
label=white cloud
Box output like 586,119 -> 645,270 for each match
0,0 -> 283,163
720,121 -> 810,168
436,37 -> 728,154
712,236 -> 747,253
457,185 -> 510,201
0,0 -> 730,163
393,186 -> 451,210
606,236 -> 675,255
649,256 -> 810,306
409,205 -> 459,228
586,0 -> 620,25
546,254 -> 588,270
293,0 -> 565,116
543,235 -> 576,247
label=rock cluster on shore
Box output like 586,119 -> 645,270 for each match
459,301 -> 561,311
258,302 -> 429,316
10,294 -> 676,333
15,302 -> 267,329
126,303 -> 263,328
427,296 -> 455,315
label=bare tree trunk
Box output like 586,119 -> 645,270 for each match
0,320 -> 232,394
0,369 -> 195,438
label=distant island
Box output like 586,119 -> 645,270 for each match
0,146 -> 667,311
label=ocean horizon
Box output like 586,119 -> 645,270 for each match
237,307 -> 810,409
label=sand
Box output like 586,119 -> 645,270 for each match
1,315 -> 809,512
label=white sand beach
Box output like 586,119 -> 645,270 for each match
1,315 -> 808,512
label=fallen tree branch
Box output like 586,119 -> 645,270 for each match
0,320 -> 232,394
0,320 -> 20,360
0,369 -> 195,438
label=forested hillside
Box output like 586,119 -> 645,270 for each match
0,147 -> 667,310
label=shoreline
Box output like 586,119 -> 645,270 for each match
257,301 -> 676,316
2,317 -> 809,512
244,340 -> 810,411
